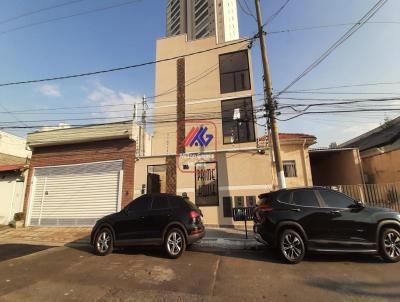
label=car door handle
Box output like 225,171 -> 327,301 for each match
139,216 -> 145,219
291,208 -> 301,212
330,210 -> 341,215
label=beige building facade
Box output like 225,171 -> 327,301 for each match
134,34 -> 316,226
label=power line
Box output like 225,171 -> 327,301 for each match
281,91 -> 400,95
238,0 -> 257,23
278,108 -> 400,121
267,21 -> 400,35
0,37 -> 254,87
278,97 -> 400,110
263,0 -> 290,27
277,80 -> 400,92
0,0 -> 143,37
275,0 -> 388,98
0,0 -> 86,26
0,103 -> 29,127
276,95 -> 400,102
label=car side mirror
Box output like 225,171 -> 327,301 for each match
355,200 -> 364,208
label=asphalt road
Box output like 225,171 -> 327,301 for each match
0,244 -> 399,301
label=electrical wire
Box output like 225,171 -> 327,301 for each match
278,108 -> 400,121
0,0 -> 87,26
276,80 -> 400,92
263,0 -> 291,27
238,0 -> 258,23
275,0 -> 388,98
0,37 -> 254,87
267,21 -> 400,35
0,0 -> 143,37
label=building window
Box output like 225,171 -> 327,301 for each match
219,50 -> 251,93
246,196 -> 256,207
222,196 -> 233,217
283,160 -> 297,178
147,165 -> 167,194
234,196 -> 244,207
221,97 -> 255,144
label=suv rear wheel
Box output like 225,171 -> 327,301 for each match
164,228 -> 186,259
379,228 -> 400,263
279,229 -> 305,264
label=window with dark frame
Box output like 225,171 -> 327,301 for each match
234,196 -> 244,207
147,165 -> 167,194
223,196 -> 233,217
245,196 -> 256,207
219,50 -> 251,94
283,160 -> 297,178
221,97 -> 255,144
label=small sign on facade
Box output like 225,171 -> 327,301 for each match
195,162 -> 219,206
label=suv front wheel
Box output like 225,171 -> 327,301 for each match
94,228 -> 114,256
164,228 -> 186,259
279,229 -> 305,264
379,228 -> 400,263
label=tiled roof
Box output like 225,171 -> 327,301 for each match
340,116 -> 400,151
0,153 -> 26,166
0,164 -> 26,172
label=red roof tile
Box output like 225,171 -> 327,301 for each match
0,164 -> 26,172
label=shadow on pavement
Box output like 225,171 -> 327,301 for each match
65,235 -> 386,265
0,244 -> 54,262
306,278 -> 400,299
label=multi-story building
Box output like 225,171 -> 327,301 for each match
166,0 -> 239,43
133,33 -> 316,226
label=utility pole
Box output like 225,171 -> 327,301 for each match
255,0 -> 286,189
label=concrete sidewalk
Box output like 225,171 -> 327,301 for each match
0,225 -> 262,250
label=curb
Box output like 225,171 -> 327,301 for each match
194,238 -> 264,250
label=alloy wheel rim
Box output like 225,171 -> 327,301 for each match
97,231 -> 111,253
282,233 -> 302,260
167,232 -> 183,256
384,232 -> 400,258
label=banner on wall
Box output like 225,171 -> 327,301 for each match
195,162 -> 219,206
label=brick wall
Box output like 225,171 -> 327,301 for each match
23,138 -> 136,220
166,155 -> 177,194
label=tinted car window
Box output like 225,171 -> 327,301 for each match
168,197 -> 182,209
151,195 -> 171,210
278,191 -> 292,204
259,193 -> 272,205
183,198 -> 198,210
292,190 -> 319,207
128,195 -> 151,212
319,190 -> 355,208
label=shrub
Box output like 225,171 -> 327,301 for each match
13,212 -> 24,221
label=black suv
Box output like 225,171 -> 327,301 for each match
254,187 -> 400,264
91,193 -> 205,258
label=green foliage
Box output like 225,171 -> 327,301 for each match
13,212 -> 24,221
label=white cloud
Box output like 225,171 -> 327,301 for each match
38,84 -> 61,97
88,83 -> 142,121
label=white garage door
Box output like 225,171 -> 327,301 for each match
28,160 -> 123,227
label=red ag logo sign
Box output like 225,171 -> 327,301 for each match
177,120 -> 217,174
183,126 -> 214,147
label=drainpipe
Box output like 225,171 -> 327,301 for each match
301,139 -> 310,186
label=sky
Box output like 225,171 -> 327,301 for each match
0,0 -> 399,147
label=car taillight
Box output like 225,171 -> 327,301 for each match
189,210 -> 201,220
258,204 -> 274,212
